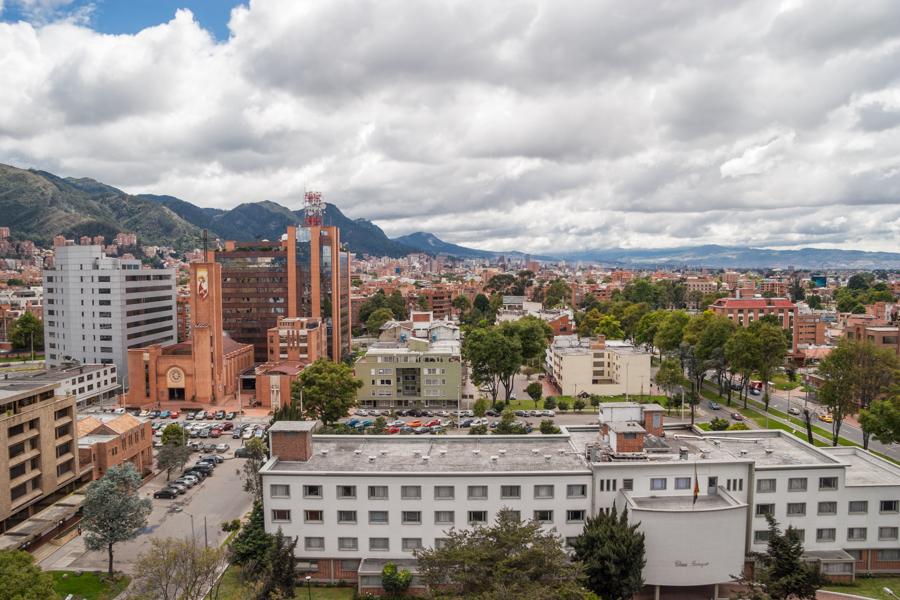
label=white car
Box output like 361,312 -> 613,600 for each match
139,409 -> 150,417
242,428 -> 254,440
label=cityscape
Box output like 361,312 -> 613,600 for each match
0,2 -> 899,600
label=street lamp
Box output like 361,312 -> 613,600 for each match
305,575 -> 312,600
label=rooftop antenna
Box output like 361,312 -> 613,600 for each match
304,191 -> 324,227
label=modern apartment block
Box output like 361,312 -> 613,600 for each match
260,408 -> 900,597
215,225 -> 351,363
544,335 -> 652,397
43,245 -> 176,387
2,364 -> 120,409
354,312 -> 462,409
0,380 -> 79,532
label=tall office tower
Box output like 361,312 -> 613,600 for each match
215,225 -> 351,363
43,245 -> 176,387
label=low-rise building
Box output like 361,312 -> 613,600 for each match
76,413 -> 152,479
544,335 -> 652,397
1,364 -> 120,409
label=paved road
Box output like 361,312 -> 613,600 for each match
39,437 -> 254,574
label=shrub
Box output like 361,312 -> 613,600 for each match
543,397 -> 557,410
709,418 -> 730,431
728,423 -> 750,431
573,399 -> 586,412
539,420 -> 561,434
557,399 -> 570,412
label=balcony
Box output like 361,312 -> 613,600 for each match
9,468 -> 41,490
7,427 -> 40,447
9,448 -> 41,467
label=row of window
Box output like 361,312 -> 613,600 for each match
753,527 -> 899,544
273,483 -> 589,501
756,476 -> 838,493
755,500 -> 899,517
273,508 -> 587,526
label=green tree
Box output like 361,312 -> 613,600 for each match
229,502 -> 272,573
653,311 -> 689,357
366,307 -> 395,335
543,279 -> 572,309
82,464 -> 152,576
371,415 -> 387,434
539,419 -> 561,434
291,358 -> 363,426
157,442 -> 191,481
414,511 -> 587,599
160,423 -> 187,446
452,295 -> 471,315
557,399 -> 570,412
543,397 -> 557,410
501,316 -> 552,366
381,562 -> 413,598
387,290 -> 408,320
0,549 -> 57,600
254,529 -> 297,600
573,398 -> 586,412
749,321 -> 788,411
806,295 -> 822,310
129,537 -> 228,600
848,342 -> 899,449
577,309 -> 603,337
241,438 -> 268,502
473,398 -> 489,417
752,514 -> 823,600
859,397 -> 900,446
595,314 -> 625,339
469,424 -> 488,435
525,382 -> 543,408
654,358 -> 683,407
725,328 -> 762,408
8,312 -> 43,353
709,417 -> 730,431
493,409 -> 526,434
462,327 -> 521,405
271,398 -> 304,422
634,310 -> 666,354
573,504 -> 646,600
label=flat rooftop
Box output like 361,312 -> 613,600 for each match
822,447 -> 900,486
0,381 -> 57,401
266,435 -> 590,474
1,364 -> 112,384
628,492 -> 741,511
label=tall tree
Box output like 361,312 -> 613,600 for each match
634,310 -> 666,355
596,314 -> 625,340
241,438 -> 268,503
462,327 -> 521,405
654,358 -> 683,408
859,397 -> 900,446
258,529 -> 297,600
817,339 -> 861,446
573,505 -> 646,600
365,307 -> 395,335
725,328 -> 761,408
525,381 -> 543,408
82,464 -> 153,576
414,512 -> 587,599
229,502 -> 272,574
8,312 -> 43,352
381,562 -> 413,599
695,314 -> 736,396
129,537 -> 228,600
543,279 -> 572,308
749,321 -> 788,411
751,514 -> 823,600
0,549 -> 57,600
653,311 -> 689,358
291,358 -> 363,426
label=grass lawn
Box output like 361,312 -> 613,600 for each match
0,354 -> 44,362
51,571 -> 130,600
771,373 -> 800,391
209,566 -> 355,600
824,575 -> 900,600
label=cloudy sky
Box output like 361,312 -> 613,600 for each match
2,0 -> 900,254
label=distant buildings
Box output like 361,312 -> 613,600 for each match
544,335 -> 652,397
43,245 -> 177,387
253,316 -> 328,410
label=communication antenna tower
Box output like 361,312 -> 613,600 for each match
304,191 -> 324,227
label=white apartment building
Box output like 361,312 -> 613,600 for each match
545,335 -> 652,397
1,363 -> 120,409
43,246 -> 176,388
260,411 -> 900,598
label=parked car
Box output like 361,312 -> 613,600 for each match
194,410 -> 206,420
389,419 -> 405,427
424,419 -> 441,427
149,410 -> 160,418
407,420 -> 422,428
208,429 -> 221,438
253,428 -> 265,439
154,488 -> 178,499
413,426 -> 430,435
818,412 -> 834,423
514,410 -> 526,417
708,401 -> 721,411
202,454 -> 224,464
167,483 -> 187,494
787,406 -> 801,416
242,428 -> 254,440
356,409 -> 369,417
731,412 -> 744,421
169,411 -> 179,418
139,409 -> 150,417
220,422 -> 234,431
173,477 -> 196,488
387,426 -> 401,434
541,410 -> 555,417
159,410 -> 170,419
225,412 -> 236,420
231,428 -> 242,439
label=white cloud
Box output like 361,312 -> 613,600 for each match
1,0 -> 899,252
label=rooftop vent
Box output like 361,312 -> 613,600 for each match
557,448 -> 566,455
531,449 -> 539,454
679,447 -> 688,460
379,450 -> 388,456
490,455 -> 499,462
764,448 -> 774,455
320,449 -> 329,455
367,455 -> 376,462
354,449 -> 362,456
739,449 -> 748,456
414,450 -> 421,457
472,449 -> 480,455
423,456 -> 430,462
439,449 -> 447,456
544,455 -> 552,461
499,449 -> 507,455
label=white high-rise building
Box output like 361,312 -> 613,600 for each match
43,246 -> 176,388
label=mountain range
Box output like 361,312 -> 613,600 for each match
2,163 -> 899,268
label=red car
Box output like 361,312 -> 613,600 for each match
209,429 -> 221,438
220,422 -> 234,431
387,426 -> 401,434
424,419 -> 441,427
169,411 -> 179,418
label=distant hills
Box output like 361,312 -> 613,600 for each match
2,163 -> 898,268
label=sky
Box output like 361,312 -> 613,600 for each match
1,0 -> 900,254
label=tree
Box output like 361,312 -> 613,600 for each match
543,397 -> 557,410
653,311 -> 689,357
229,502 -> 272,573
0,549 -> 57,600
381,562 -> 413,598
573,398 -> 586,412
371,415 -> 387,434
634,310 -> 666,354
806,294 -> 822,310
725,328 -> 762,407
387,290 -> 408,320
709,417 -> 730,431
414,512 -> 587,599
859,397 -> 900,446
654,358 -> 683,407
543,279 -> 572,308
129,537 -> 228,600
473,398 -> 489,417
241,438 -> 268,502
366,307 -> 395,335
749,321 -> 788,411
501,316 -> 552,367
557,399 -> 570,412
817,339 -> 859,446
573,504 -> 645,600
525,382 -> 543,408
452,295 -> 471,315
291,358 -> 363,426
848,342 -> 899,449
493,409 -> 526,435
539,419 -> 561,434
82,464 -> 152,576
258,529 -> 297,600
469,424 -> 488,435
157,442 -> 192,481
462,327 -> 521,406
8,312 -> 43,353
595,315 -> 625,340
160,423 -> 187,446
751,514 -> 823,600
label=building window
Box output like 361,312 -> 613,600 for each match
878,527 -> 899,541
566,510 -> 586,523
369,511 -> 389,525
878,549 -> 900,561
818,477 -> 838,491
622,479 -> 633,491
499,509 -> 520,522
787,503 -> 806,517
756,479 -> 776,493
847,528 -> 867,542
468,510 -> 488,525
788,477 -> 807,492
368,485 -> 388,500
337,510 -> 357,524
337,485 -> 356,499
467,485 -> 488,500
434,485 -> 455,500
271,510 -> 291,522
434,511 -> 454,525
791,529 -> 806,542
755,504 -> 775,517
650,478 -> 666,491
340,560 -> 359,572
402,538 -> 422,552
534,510 -> 554,523
818,501 -> 837,515
674,477 -> 691,490
435,538 -> 450,550
401,485 -> 421,500
402,511 -> 422,525
567,484 -> 587,498
270,484 -> 290,498
534,485 -> 554,499
848,501 -> 868,515
304,537 -> 324,550
753,530 -> 770,544
369,538 -> 389,551
880,500 -> 899,513
303,485 -> 322,498
304,510 -> 323,523
500,485 -> 521,499
816,528 -> 836,543
338,537 -> 358,551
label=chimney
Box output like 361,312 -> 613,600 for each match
268,421 -> 319,461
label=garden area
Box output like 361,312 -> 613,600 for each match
208,566 -> 354,600
823,576 -> 900,600
51,571 -> 131,600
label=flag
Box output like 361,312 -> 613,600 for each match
692,462 -> 700,506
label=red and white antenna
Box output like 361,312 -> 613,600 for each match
304,191 -> 324,227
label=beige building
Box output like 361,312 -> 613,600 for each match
544,335 -> 652,397
0,380 -> 80,532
